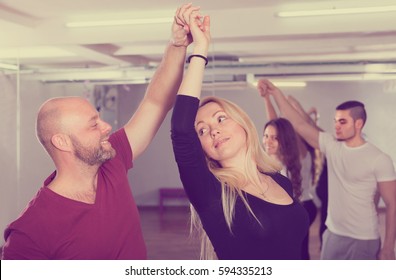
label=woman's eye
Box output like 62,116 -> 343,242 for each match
198,128 -> 207,136
218,115 -> 226,122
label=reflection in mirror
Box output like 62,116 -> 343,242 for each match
0,55 -> 20,238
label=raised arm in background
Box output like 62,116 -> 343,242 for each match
258,79 -> 310,157
257,79 -> 320,149
287,95 -> 319,128
257,80 -> 277,120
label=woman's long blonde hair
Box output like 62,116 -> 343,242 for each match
191,96 -> 281,259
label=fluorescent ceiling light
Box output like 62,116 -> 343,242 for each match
280,74 -> 396,81
277,5 -> 396,17
0,62 -> 19,71
273,81 -> 307,87
355,43 -> 396,52
93,79 -> 149,85
239,50 -> 396,64
0,47 -> 76,59
363,73 -> 396,80
250,80 -> 306,88
246,74 -> 306,88
202,81 -> 248,91
66,17 -> 173,28
365,64 -> 396,73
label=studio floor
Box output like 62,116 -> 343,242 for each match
1,206 -> 390,260
140,206 -> 323,260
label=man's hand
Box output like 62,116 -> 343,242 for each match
257,79 -> 281,98
171,3 -> 201,47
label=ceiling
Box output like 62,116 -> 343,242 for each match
1,0 -> 396,84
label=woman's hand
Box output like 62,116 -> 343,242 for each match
171,3 -> 200,47
174,3 -> 210,54
257,79 -> 283,98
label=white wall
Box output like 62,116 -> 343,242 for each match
1,78 -> 396,241
117,84 -> 183,206
117,80 -> 396,206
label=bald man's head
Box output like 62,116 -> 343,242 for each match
36,97 -> 88,155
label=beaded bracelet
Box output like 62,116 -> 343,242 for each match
186,54 -> 208,66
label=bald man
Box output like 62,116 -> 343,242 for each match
2,3 -> 199,260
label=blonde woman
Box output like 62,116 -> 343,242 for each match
170,5 -> 309,259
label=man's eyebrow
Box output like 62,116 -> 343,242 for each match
88,114 -> 99,123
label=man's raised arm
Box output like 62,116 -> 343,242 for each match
124,3 -> 198,160
257,79 -> 320,149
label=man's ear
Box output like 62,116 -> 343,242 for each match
51,134 -> 72,152
355,119 -> 364,130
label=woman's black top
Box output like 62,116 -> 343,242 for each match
171,95 -> 309,260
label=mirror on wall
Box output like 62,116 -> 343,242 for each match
0,56 -> 20,236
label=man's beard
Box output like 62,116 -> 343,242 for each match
336,128 -> 356,142
70,136 -> 116,166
